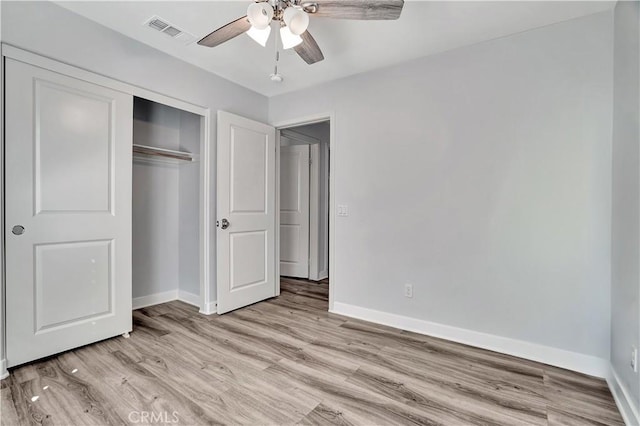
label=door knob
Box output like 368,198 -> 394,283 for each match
12,225 -> 25,235
220,218 -> 230,230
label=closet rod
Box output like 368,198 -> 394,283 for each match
133,144 -> 194,162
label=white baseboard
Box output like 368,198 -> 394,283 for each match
132,290 -> 179,310
318,269 -> 329,280
607,366 -> 640,426
0,358 -> 8,380
331,302 -> 610,378
177,290 -> 200,308
199,301 -> 217,315
133,289 -> 208,312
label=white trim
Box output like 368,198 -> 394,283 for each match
132,290 -> 179,310
331,301 -> 610,378
0,42 -> 6,381
199,110 -> 213,314
0,359 -> 8,380
178,290 -> 201,308
199,301 -> 217,316
275,130 -> 281,297
320,139 -> 330,282
309,143 -> 320,281
607,366 -> 640,426
2,44 -> 214,316
133,290 -> 209,312
273,112 -> 336,311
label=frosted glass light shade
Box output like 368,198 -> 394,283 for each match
283,7 -> 309,35
247,25 -> 271,47
280,26 -> 303,49
247,2 -> 273,30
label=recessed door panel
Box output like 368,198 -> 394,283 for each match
36,240 -> 113,331
217,111 -> 276,314
36,81 -> 112,214
231,126 -> 267,213
280,225 -> 301,263
280,150 -> 302,212
231,231 -> 267,290
5,58 -> 132,367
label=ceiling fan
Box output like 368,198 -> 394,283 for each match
197,0 -> 405,66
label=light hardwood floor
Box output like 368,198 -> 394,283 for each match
1,277 -> 624,425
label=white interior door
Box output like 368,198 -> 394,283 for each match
217,111 -> 276,314
279,143 -> 310,278
5,58 -> 133,367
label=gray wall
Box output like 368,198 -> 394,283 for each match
611,0 -> 640,416
270,11 -> 614,359
1,1 -> 269,306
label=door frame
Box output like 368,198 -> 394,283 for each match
1,43 -> 6,380
1,45 -> 215,376
280,129 -> 323,280
309,142 -> 327,281
273,113 -> 335,311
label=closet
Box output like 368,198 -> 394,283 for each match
3,46 -> 209,369
132,97 -> 202,307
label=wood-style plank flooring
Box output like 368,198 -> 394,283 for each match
1,277 -> 624,425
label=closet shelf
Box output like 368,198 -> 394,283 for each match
133,144 -> 195,163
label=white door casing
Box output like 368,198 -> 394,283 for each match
5,59 -> 133,367
217,111 -> 276,314
279,143 -> 310,278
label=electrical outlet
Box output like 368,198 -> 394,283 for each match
404,283 -> 413,298
632,347 -> 638,372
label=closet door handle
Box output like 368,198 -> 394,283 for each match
220,218 -> 230,230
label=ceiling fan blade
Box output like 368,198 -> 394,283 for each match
197,16 -> 251,48
308,0 -> 404,20
294,31 -> 324,65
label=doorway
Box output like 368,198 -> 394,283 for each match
277,120 -> 330,302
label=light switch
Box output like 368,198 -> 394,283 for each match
337,205 -> 349,217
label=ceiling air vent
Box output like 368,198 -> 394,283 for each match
148,18 -> 169,32
144,15 -> 196,44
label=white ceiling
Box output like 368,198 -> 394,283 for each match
56,1 -> 615,97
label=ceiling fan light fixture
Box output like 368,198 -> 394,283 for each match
280,26 -> 303,49
283,7 -> 309,35
247,2 -> 273,30
246,25 -> 271,47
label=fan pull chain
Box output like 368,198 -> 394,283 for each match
270,23 -> 284,82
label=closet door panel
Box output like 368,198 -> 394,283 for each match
5,58 -> 133,367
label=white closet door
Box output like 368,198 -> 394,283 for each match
5,59 -> 133,367
279,143 -> 310,278
217,111 -> 276,314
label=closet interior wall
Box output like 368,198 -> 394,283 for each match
132,97 -> 201,302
